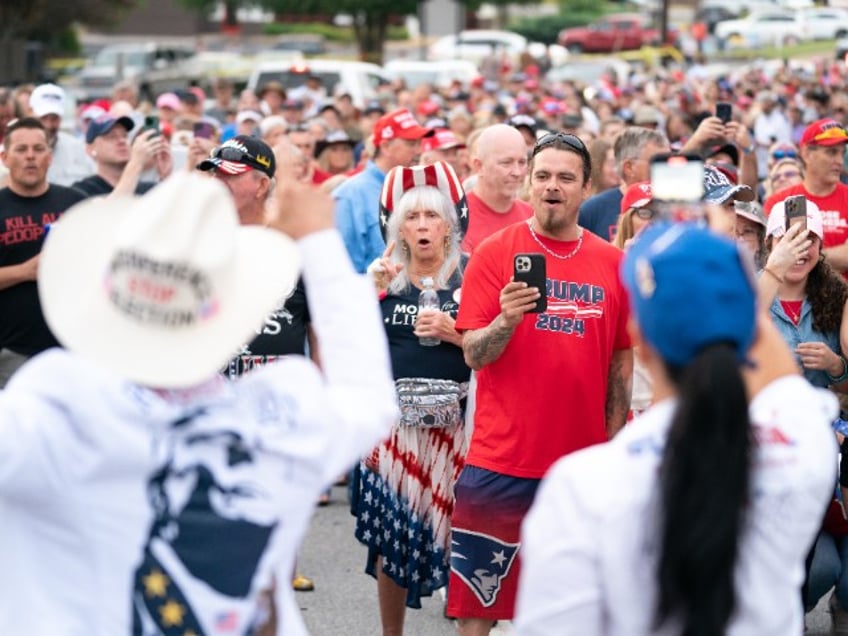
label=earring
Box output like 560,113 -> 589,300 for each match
444,236 -> 450,252
401,240 -> 410,255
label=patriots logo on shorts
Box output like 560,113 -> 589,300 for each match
450,528 -> 519,607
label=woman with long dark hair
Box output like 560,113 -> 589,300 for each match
515,223 -> 838,635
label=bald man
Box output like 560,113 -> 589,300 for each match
461,124 -> 532,255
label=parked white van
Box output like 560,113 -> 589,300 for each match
247,59 -> 390,110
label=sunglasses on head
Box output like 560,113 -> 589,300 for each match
216,146 -> 255,163
531,132 -> 588,160
771,149 -> 797,160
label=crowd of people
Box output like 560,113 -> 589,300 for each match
2,45 -> 848,634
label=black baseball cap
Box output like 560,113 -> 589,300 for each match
197,135 -> 276,178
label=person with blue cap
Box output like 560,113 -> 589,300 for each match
515,223 -> 838,635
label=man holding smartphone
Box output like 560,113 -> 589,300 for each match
71,115 -> 170,198
447,133 -> 633,635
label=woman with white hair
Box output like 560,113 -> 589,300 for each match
354,162 -> 471,635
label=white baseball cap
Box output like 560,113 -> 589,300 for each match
30,83 -> 66,118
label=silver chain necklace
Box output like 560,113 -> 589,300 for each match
526,219 -> 583,260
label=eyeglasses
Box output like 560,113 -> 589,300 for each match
771,149 -> 797,160
771,169 -> 801,183
531,132 -> 588,160
631,207 -> 656,220
735,227 -> 759,239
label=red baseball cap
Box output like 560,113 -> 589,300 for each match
800,118 -> 848,147
621,181 -> 654,214
421,129 -> 465,153
373,108 -> 434,148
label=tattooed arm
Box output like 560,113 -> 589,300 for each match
462,280 -> 540,371
605,348 -> 633,439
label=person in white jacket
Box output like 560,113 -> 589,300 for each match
0,170 -> 398,635
516,223 -> 838,636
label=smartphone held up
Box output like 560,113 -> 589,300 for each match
650,153 -> 706,223
514,253 -> 547,313
784,195 -> 808,233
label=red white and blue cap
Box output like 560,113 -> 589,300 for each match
197,135 -> 276,178
379,161 -> 468,240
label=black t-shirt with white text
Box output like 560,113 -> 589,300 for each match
0,185 -> 86,355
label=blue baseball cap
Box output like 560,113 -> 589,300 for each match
85,115 -> 134,144
622,223 -> 756,367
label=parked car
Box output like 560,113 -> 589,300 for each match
714,10 -> 806,47
837,36 -> 848,60
545,57 -> 633,86
695,6 -> 740,34
799,7 -> 848,40
428,30 -> 529,63
557,13 -> 677,54
383,59 -> 479,89
247,59 -> 390,110
77,43 -> 195,101
703,0 -> 811,14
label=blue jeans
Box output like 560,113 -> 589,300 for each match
806,531 -> 848,611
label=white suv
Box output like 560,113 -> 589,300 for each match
247,59 -> 389,110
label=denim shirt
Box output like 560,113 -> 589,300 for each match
770,297 -> 841,388
332,160 -> 387,274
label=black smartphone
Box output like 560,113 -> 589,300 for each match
193,121 -> 214,140
143,115 -> 160,136
716,102 -> 733,124
784,194 -> 807,232
513,253 -> 547,313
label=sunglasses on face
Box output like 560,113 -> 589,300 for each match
531,132 -> 589,160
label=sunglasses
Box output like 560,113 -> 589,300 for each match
216,146 -> 256,163
771,149 -> 797,160
531,132 -> 588,160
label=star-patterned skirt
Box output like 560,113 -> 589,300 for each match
354,421 -> 467,609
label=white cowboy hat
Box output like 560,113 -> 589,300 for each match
39,173 -> 300,388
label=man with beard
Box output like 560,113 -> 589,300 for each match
447,132 -> 633,635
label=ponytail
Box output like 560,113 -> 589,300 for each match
654,344 -> 752,636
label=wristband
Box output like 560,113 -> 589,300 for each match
828,356 -> 848,384
742,143 -> 755,154
762,266 -> 784,284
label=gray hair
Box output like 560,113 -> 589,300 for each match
385,185 -> 462,295
614,126 -> 668,175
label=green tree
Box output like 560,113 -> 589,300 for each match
264,0 -> 417,63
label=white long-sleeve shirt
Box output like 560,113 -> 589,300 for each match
0,229 -> 398,636
516,375 -> 837,636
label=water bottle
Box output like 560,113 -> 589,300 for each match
418,277 -> 441,347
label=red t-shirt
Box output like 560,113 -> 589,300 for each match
455,221 -> 632,479
460,191 -> 532,256
764,183 -> 848,251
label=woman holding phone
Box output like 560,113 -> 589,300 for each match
515,223 -> 838,635
761,199 -> 848,626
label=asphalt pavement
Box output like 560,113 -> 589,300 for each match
295,483 -> 834,635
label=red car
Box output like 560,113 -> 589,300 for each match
558,13 -> 677,54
